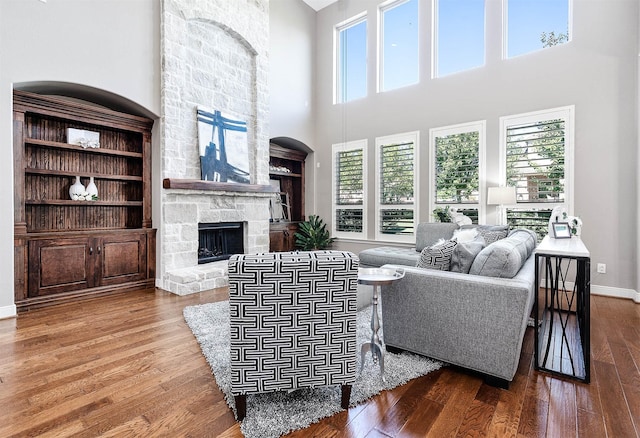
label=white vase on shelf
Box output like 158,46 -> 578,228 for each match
69,176 -> 85,200
86,176 -> 98,199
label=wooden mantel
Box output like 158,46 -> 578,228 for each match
162,178 -> 277,193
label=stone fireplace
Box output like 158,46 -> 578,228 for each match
158,0 -> 270,295
198,222 -> 244,264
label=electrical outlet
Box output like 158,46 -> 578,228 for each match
597,263 -> 606,274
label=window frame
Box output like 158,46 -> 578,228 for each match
374,131 -> 419,242
429,121 -> 486,223
334,12 -> 368,104
499,105 -> 575,227
331,139 -> 368,240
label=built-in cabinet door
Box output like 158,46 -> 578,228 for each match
99,232 -> 147,286
28,237 -> 95,297
269,222 -> 299,252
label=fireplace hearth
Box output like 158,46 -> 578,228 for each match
198,222 -> 244,264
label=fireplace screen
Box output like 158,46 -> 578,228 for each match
198,222 -> 244,264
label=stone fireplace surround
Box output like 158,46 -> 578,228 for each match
159,0 -> 270,295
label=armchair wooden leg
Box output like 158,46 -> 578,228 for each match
234,394 -> 247,421
341,384 -> 352,409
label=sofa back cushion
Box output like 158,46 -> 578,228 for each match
468,229 -> 537,278
415,222 -> 459,251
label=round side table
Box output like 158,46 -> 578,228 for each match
358,267 -> 405,381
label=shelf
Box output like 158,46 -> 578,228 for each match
26,199 -> 143,206
25,168 -> 143,182
269,171 -> 302,178
25,138 -> 143,159
163,178 -> 277,193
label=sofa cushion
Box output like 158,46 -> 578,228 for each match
415,222 -> 459,251
358,246 -> 420,267
416,239 -> 457,270
469,228 -> 537,278
450,237 -> 485,274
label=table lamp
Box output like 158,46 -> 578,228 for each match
487,186 -> 516,225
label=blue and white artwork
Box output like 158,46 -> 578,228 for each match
197,107 -> 250,184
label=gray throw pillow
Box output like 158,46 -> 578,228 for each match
416,240 -> 457,271
462,225 -> 509,245
450,237 -> 485,274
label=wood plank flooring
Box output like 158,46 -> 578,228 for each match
0,288 -> 638,437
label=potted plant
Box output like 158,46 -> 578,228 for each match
432,206 -> 452,222
294,215 -> 335,250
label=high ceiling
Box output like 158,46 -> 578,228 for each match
302,0 -> 337,11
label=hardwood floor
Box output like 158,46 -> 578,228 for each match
0,288 -> 638,437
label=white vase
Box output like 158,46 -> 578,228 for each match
86,176 -> 98,199
69,176 -> 85,200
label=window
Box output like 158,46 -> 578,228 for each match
375,132 -> 418,242
433,0 -> 485,77
504,0 -> 571,58
500,106 -> 574,237
430,122 -> 486,223
379,0 -> 419,92
332,140 -> 368,239
336,14 -> 367,103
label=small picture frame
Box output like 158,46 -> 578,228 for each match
552,222 -> 572,239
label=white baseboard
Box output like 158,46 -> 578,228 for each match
0,304 -> 17,319
591,284 -> 640,303
540,279 -> 639,304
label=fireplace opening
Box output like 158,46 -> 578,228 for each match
198,222 -> 244,264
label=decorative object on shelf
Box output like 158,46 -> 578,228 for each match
66,128 -> 100,148
551,222 -> 572,239
269,165 -> 291,173
197,106 -> 249,184
547,206 -> 582,237
294,215 -> 335,250
69,176 -> 86,200
447,207 -> 472,226
86,176 -> 99,198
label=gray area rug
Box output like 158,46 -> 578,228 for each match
184,301 -> 442,438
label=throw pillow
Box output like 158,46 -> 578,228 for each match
416,239 -> 457,271
452,227 -> 479,243
450,237 -> 485,274
465,225 -> 509,245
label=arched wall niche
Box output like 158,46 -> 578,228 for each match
13,81 -> 158,119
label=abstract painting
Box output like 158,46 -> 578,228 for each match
197,107 -> 250,183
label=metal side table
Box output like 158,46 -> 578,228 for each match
534,235 -> 591,382
358,267 -> 404,381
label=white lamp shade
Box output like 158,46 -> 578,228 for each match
487,186 -> 516,205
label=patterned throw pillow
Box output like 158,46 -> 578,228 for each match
416,239 -> 458,271
474,225 -> 509,245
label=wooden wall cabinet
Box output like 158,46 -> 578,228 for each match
13,90 -> 156,311
269,143 -> 307,252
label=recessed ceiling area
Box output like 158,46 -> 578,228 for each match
302,0 -> 337,11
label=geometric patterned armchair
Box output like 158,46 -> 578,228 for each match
228,250 -> 359,420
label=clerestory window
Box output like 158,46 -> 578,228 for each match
335,14 -> 367,103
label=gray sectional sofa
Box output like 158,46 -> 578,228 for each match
358,222 -> 537,387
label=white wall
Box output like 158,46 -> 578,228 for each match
313,0 -> 639,298
0,0 -> 161,317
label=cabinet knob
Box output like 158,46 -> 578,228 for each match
89,247 -> 93,255
97,246 -> 102,254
